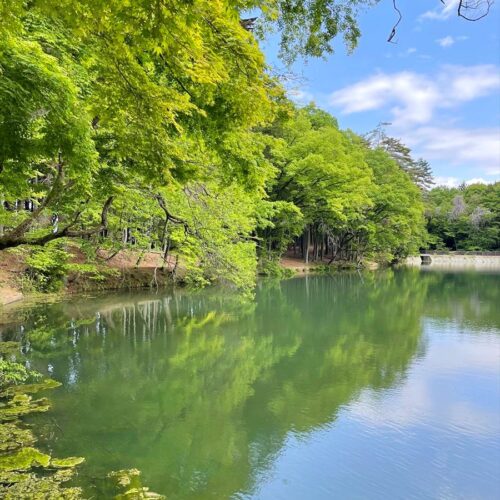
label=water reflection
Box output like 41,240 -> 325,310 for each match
1,269 -> 499,499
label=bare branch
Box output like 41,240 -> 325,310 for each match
387,0 -> 403,43
155,194 -> 190,234
387,0 -> 492,43
458,0 -> 493,21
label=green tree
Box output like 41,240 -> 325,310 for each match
425,183 -> 499,250
260,105 -> 426,266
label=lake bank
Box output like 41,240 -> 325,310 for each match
0,248 -> 178,307
2,250 -> 500,309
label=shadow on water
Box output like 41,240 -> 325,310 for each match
1,268 -> 499,499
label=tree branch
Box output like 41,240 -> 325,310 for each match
458,0 -> 493,21
0,197 -> 114,250
155,194 -> 190,233
3,162 -> 65,242
387,0 -> 402,43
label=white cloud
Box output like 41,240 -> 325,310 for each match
434,176 -> 462,187
466,177 -> 490,184
406,126 -> 500,177
421,0 -> 491,21
406,47 -> 417,54
434,176 -> 493,187
350,330 -> 500,438
420,0 -> 460,21
329,71 -> 440,124
328,65 -> 500,127
436,35 -> 469,47
328,65 -> 500,178
437,35 -> 455,47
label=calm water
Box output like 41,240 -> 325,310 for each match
2,269 -> 500,499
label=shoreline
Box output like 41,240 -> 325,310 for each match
2,252 -> 500,311
0,248 -> 177,309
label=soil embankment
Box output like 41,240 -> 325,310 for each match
0,248 -> 178,307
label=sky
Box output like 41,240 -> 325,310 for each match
261,0 -> 500,187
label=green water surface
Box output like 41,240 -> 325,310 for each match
3,269 -> 500,499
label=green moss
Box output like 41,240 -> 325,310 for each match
0,447 -> 50,471
50,457 -> 85,468
0,469 -> 82,499
1,342 -> 156,498
0,345 -> 84,497
108,469 -> 165,499
1,379 -> 62,398
0,423 -> 35,452
0,394 -> 51,421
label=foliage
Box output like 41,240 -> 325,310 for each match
0,0 -> 438,289
23,242 -> 70,292
259,105 -> 426,265
0,0 -> 272,251
365,125 -> 434,191
253,0 -> 373,64
425,182 -> 500,250
0,360 -> 40,388
258,258 -> 296,278
362,148 -> 426,261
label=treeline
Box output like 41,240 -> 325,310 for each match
0,0 -> 461,292
259,107 -> 426,269
425,183 -> 500,251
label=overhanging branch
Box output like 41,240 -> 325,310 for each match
0,197 -> 114,250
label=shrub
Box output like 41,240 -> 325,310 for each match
24,243 -> 70,292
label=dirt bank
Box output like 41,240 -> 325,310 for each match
0,247 -> 179,307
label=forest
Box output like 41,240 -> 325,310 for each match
0,0 -> 498,296
426,182 -> 499,251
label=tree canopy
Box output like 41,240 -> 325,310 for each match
259,106 -> 426,266
1,0 -> 493,294
425,182 -> 500,251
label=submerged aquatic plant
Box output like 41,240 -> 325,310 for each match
0,340 -> 165,499
0,341 -> 84,498
108,469 -> 165,499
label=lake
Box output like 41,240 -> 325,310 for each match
2,269 -> 500,499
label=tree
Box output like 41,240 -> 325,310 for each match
425,183 -> 499,250
366,127 -> 434,191
363,149 -> 427,261
0,0 -> 277,290
260,105 -> 426,266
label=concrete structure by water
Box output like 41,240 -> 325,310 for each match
406,253 -> 500,270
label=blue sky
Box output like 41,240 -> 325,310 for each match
261,0 -> 500,186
